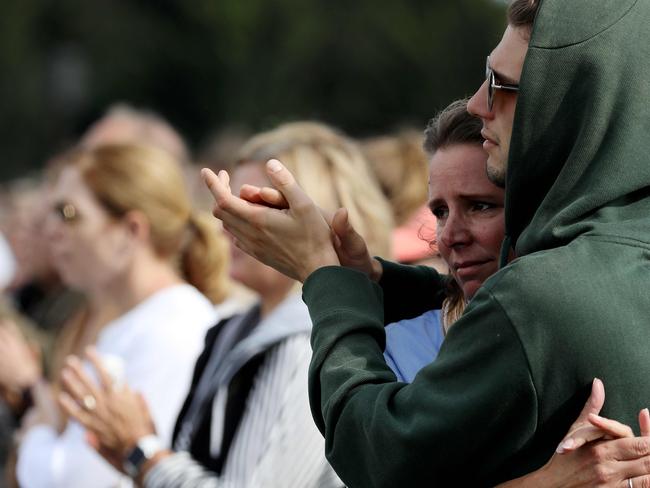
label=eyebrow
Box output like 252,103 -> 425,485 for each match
428,193 -> 502,210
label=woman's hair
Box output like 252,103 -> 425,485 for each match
61,144 -> 229,304
423,98 -> 483,155
236,121 -> 393,258
423,100 -> 485,333
362,131 -> 429,227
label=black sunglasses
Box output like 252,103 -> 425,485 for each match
486,56 -> 519,111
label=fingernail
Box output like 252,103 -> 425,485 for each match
267,159 -> 283,173
556,438 -> 574,453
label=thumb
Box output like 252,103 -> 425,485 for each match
556,378 -> 605,453
639,408 -> 650,437
265,159 -> 312,209
332,208 -> 366,256
576,377 -> 605,420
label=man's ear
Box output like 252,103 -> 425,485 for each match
122,210 -> 151,244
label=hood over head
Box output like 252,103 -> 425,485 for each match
505,0 -> 650,259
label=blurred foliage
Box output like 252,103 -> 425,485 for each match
0,0 -> 505,179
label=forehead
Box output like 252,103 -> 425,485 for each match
52,167 -> 89,198
489,25 -> 530,83
428,144 -> 503,198
51,167 -> 104,212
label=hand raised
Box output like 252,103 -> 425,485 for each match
202,159 -> 340,282
237,183 -> 382,281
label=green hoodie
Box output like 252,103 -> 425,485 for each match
303,0 -> 650,486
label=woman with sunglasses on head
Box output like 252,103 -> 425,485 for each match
15,144 -> 229,488
57,122 -> 391,488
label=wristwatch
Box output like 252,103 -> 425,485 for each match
123,435 -> 163,478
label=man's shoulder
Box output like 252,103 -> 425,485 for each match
482,241 -> 599,302
471,241 -> 608,339
478,236 -> 647,341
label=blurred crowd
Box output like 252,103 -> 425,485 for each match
0,103 -> 438,488
3,1 -> 650,487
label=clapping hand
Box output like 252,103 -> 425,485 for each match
58,347 -> 155,473
202,159 -> 340,282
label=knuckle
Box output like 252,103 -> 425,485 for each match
634,439 -> 650,456
215,195 -> 230,210
640,476 -> 650,488
592,465 -> 612,484
589,444 -> 607,463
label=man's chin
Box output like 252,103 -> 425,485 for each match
486,157 -> 506,188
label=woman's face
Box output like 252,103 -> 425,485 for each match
45,167 -> 131,292
428,143 -> 505,300
227,161 -> 294,296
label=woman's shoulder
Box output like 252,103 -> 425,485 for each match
384,310 -> 444,383
98,284 -> 217,352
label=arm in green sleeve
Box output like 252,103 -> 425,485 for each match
305,266 -> 538,487
376,258 -> 447,324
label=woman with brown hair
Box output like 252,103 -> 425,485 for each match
14,144 -> 229,488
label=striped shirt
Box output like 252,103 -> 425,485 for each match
145,299 -> 343,488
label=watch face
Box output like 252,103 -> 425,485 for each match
124,446 -> 147,478
123,436 -> 163,478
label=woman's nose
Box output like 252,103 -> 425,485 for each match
439,212 -> 472,249
43,212 -> 64,241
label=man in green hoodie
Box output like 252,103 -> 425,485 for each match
202,0 -> 650,485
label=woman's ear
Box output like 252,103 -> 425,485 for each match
122,210 -> 150,244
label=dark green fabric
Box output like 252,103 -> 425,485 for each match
305,1 -> 650,486
377,258 -> 446,324
305,267 -> 538,486
506,0 -> 650,255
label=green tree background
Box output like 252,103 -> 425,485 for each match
0,0 -> 505,180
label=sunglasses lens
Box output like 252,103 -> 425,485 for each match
55,203 -> 78,222
488,78 -> 493,111
485,56 -> 496,111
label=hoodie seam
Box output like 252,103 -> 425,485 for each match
580,234 -> 650,250
484,288 -> 541,433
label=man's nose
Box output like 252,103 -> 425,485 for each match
467,80 -> 492,120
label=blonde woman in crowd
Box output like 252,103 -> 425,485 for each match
362,131 -> 444,270
59,121 -> 392,488
14,144 -> 229,488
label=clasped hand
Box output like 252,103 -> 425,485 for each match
201,159 -> 380,282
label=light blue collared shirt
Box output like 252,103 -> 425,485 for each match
384,309 -> 444,383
